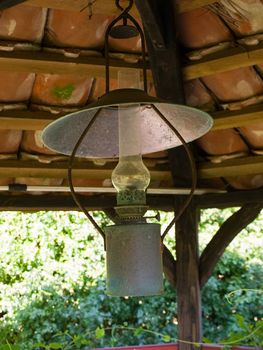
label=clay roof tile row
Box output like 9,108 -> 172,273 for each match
0,0 -> 263,193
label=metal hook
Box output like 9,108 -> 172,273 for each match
115,0 -> 134,13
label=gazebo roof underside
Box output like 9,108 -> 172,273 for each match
1,0 -> 263,210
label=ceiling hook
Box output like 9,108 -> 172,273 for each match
115,0 -> 134,13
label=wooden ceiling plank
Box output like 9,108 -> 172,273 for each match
212,104 -> 263,130
0,193 -> 175,211
176,0 -> 216,14
25,0 -> 216,14
199,155 -> 263,179
0,110 -> 57,130
195,188 -> 263,208
0,50 -> 145,78
26,0 -> 139,16
26,0 -> 88,11
1,103 -> 263,131
0,44 -> 262,83
0,160 -> 171,182
184,42 -> 263,80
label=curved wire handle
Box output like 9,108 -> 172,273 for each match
67,0 -> 143,243
67,0 -> 197,245
104,0 -> 148,93
68,109 -> 106,241
151,105 -> 197,242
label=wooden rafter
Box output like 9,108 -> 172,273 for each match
26,0 -> 88,11
0,193 -> 175,211
184,41 -> 263,80
162,245 -> 177,289
196,188 -> 263,208
0,51 -> 146,78
0,110 -> 57,130
0,160 -> 171,182
198,155 -> 263,179
0,153 -> 262,182
199,204 -> 262,287
177,0 -> 216,13
25,0 -> 216,14
0,43 -> 262,82
212,103 -> 263,130
1,104 -> 263,133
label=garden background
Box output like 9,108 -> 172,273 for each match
0,209 -> 262,350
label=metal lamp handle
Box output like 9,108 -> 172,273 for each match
104,0 -> 148,93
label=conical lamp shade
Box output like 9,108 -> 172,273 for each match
42,89 -> 213,158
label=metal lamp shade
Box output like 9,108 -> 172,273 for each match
42,89 -> 213,158
105,223 -> 163,296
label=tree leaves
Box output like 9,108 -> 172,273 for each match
95,327 -> 105,339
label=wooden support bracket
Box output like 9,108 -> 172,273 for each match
199,203 -> 262,287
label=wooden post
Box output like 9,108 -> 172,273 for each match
175,200 -> 202,349
135,0 -> 203,347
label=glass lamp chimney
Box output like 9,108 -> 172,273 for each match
111,70 -> 150,205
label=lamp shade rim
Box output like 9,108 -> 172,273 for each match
42,89 -> 213,158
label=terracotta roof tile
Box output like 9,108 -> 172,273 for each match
0,130 -> 22,153
31,74 -> 93,106
178,7 -> 233,49
201,67 -> 263,102
225,174 -> 263,189
210,0 -> 263,37
0,1 -> 262,194
197,129 -> 249,155
239,123 -> 263,149
0,72 -> 35,102
45,9 -> 113,49
0,4 -> 47,43
21,130 -> 57,155
184,79 -> 215,111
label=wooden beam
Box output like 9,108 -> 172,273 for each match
26,0 -> 216,14
0,110 -> 58,130
198,155 -> 263,179
0,160 -> 171,182
176,201 -> 202,350
199,204 -> 262,287
176,0 -> 216,14
134,1 -> 165,50
0,50 -> 146,77
0,43 -> 262,84
212,103 -> 263,130
26,0 -> 87,11
1,103 -> 263,132
195,188 -> 263,208
183,41 -> 263,80
0,193 -> 175,211
163,245 -> 177,289
26,0 -> 139,16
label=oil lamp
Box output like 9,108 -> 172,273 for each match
42,0 -> 213,296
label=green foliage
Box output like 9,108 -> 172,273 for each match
52,84 -> 75,100
0,209 -> 262,350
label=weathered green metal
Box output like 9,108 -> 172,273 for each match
117,189 -> 146,206
105,223 -> 163,296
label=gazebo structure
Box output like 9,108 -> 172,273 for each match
0,0 -> 262,349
